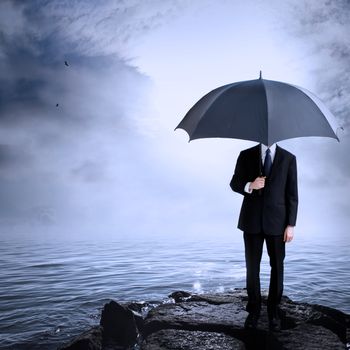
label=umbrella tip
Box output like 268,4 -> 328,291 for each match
259,70 -> 262,79
336,126 -> 344,141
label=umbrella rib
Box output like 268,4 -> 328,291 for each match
176,77 -> 339,144
192,82 -> 243,139
288,83 -> 339,141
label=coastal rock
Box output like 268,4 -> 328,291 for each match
275,296 -> 349,342
57,325 -> 102,350
168,291 -> 192,303
142,300 -> 246,336
122,301 -> 151,333
275,323 -> 345,350
100,300 -> 138,346
141,289 -> 348,349
169,289 -> 247,305
58,289 -> 349,350
141,329 -> 245,350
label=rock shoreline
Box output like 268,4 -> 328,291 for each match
58,288 -> 350,350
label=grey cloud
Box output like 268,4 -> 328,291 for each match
1,0 -> 185,57
71,160 -> 107,183
269,1 -> 349,144
0,144 -> 33,167
279,0 -> 350,126
273,0 -> 350,228
2,0 -> 348,237
0,0 -> 186,231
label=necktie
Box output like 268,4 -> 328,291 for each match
264,148 -> 272,177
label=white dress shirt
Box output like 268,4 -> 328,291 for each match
244,143 -> 276,193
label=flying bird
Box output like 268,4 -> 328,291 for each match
56,103 -> 59,107
64,61 -> 69,67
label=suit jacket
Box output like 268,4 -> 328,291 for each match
230,144 -> 298,235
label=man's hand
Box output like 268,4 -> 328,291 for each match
249,176 -> 266,191
284,225 -> 294,243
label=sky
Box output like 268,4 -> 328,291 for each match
0,0 -> 349,241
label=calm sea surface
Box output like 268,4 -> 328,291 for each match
0,231 -> 349,349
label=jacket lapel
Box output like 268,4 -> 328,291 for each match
267,144 -> 282,181
254,144 -> 262,176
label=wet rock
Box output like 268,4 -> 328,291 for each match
100,300 -> 138,346
124,301 -> 148,314
143,301 -> 246,336
168,291 -> 192,302
276,297 -> 349,342
122,301 -> 148,333
57,325 -> 102,350
141,329 -> 245,350
59,289 -> 349,350
142,295 -> 282,349
310,303 -> 349,343
275,323 -> 345,350
141,289 -> 348,349
131,309 -> 145,334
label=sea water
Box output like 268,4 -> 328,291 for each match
0,230 -> 349,349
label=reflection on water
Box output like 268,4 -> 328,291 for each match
0,232 -> 349,349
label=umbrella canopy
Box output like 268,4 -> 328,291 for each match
175,73 -> 340,145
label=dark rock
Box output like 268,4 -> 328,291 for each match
141,329 -> 245,350
275,296 -> 349,342
124,301 -> 148,314
57,325 -> 102,350
311,303 -> 350,343
100,300 -> 138,346
59,289 -> 349,350
122,301 -> 148,333
143,300 -> 247,336
141,289 -> 348,350
168,291 -> 192,302
142,297 -> 283,349
131,310 -> 145,334
275,323 -> 345,350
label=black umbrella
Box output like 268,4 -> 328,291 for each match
175,72 -> 341,145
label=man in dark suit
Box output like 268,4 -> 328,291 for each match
230,143 -> 298,330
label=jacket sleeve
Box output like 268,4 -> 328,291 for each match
230,152 -> 247,196
286,155 -> 298,226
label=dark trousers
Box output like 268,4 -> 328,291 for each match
243,231 -> 285,316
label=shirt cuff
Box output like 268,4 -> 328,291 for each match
244,182 -> 253,194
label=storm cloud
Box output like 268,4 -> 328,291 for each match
0,0 -> 185,233
273,0 -> 350,235
0,0 -> 349,240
